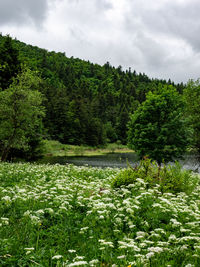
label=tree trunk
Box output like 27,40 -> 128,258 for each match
1,131 -> 16,162
1,146 -> 11,162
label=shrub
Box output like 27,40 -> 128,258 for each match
159,161 -> 199,194
111,168 -> 138,187
111,158 -> 199,194
111,158 -> 158,188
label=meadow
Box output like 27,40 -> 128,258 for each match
41,140 -> 133,157
0,162 -> 200,266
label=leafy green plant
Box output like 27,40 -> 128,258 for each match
111,168 -> 138,187
159,161 -> 199,194
112,158 -> 198,194
42,139 -> 64,154
112,158 -> 157,188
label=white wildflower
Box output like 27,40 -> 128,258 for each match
168,234 -> 176,241
1,217 -> 9,225
136,231 -> 147,239
170,218 -> 181,227
30,215 -> 41,225
80,227 -> 89,233
35,209 -> 44,216
2,196 -> 11,204
146,252 -> 154,259
117,255 -> 126,259
23,210 -> 31,217
89,259 -> 99,265
68,249 -> 76,253
148,247 -> 163,253
126,208 -> 134,213
68,261 -> 88,266
24,247 -> 34,255
52,255 -> 63,260
74,256 -> 85,260
45,208 -> 54,214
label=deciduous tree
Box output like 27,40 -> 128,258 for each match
128,86 -> 190,165
0,68 -> 45,161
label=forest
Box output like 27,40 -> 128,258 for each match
0,34 -> 198,162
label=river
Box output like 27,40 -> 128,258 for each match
38,152 -> 200,173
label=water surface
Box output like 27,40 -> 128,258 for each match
38,152 -> 200,172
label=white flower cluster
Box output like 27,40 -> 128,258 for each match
1,162 -> 200,266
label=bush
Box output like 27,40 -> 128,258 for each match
111,158 -> 158,188
159,161 -> 199,194
111,168 -> 139,187
111,158 -> 199,194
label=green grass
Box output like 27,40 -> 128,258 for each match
0,162 -> 200,266
41,139 -> 133,157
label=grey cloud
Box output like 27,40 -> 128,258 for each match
131,0 -> 200,52
162,1 -> 200,52
66,0 -> 112,18
94,0 -> 113,11
0,0 -> 49,26
2,0 -> 200,83
134,33 -> 168,68
71,0 -> 112,11
63,0 -> 200,82
120,0 -> 200,81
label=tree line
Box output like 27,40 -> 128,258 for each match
0,34 -> 199,162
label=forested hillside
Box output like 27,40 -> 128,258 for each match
0,34 -> 185,148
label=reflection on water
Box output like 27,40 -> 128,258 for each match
178,153 -> 200,173
38,152 -> 200,172
38,153 -> 139,168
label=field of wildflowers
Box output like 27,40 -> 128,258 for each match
0,162 -> 200,266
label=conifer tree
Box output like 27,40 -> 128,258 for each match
0,35 -> 21,90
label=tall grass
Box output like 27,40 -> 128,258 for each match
41,139 -> 133,157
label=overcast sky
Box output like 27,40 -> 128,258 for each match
1,0 -> 200,83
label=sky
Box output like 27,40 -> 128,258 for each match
1,0 -> 200,83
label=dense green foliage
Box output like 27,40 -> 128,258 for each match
1,162 -> 200,266
112,158 -> 198,194
128,86 -> 190,164
0,34 -> 185,149
0,68 -> 45,161
0,35 -> 21,90
184,79 -> 200,152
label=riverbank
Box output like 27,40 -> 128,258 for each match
38,141 -> 200,171
42,140 -> 134,157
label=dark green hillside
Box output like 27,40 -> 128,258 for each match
0,34 -> 185,147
